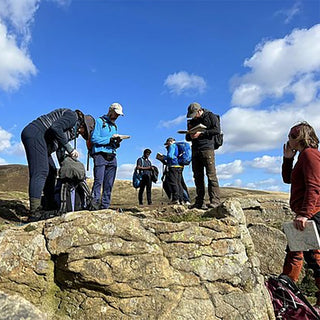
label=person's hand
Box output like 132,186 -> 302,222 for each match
294,215 -> 308,231
112,134 -> 122,141
70,149 -> 79,159
190,132 -> 202,139
283,141 -> 297,159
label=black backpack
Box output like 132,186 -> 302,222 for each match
55,156 -> 93,213
265,274 -> 320,320
213,114 -> 223,150
58,180 -> 92,213
151,165 -> 159,183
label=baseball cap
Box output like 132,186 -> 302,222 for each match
109,102 -> 124,116
187,102 -> 201,118
164,137 -> 175,146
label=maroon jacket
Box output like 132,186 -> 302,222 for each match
282,147 -> 320,218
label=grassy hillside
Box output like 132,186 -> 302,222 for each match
0,164 -> 289,208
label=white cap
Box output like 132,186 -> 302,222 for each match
109,102 -> 124,116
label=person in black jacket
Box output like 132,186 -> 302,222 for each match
21,108 -> 93,215
185,102 -> 221,209
136,148 -> 153,205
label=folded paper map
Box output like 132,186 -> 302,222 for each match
177,123 -> 207,134
156,153 -> 164,161
283,220 -> 320,251
112,134 -> 131,140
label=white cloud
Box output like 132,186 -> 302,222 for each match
116,163 -> 135,180
0,0 -> 40,91
0,126 -> 12,152
158,115 -> 186,128
4,141 -> 25,156
221,103 -> 320,153
289,74 -> 320,105
51,0 -> 71,7
246,178 -> 281,192
231,24 -> 320,107
0,0 -> 69,92
230,83 -> 263,107
164,71 -> 207,95
222,179 -> 242,188
275,2 -> 301,24
217,159 -> 243,180
0,0 -> 40,45
248,155 -> 282,174
0,157 -> 7,164
0,22 -> 36,91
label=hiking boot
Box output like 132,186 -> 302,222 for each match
170,200 -> 180,205
188,203 -> 208,210
30,198 -> 42,212
27,210 -> 58,222
207,202 -> 220,209
90,201 -> 100,211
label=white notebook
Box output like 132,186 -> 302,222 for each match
283,220 -> 320,251
177,123 -> 207,134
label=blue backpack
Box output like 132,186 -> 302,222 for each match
132,169 -> 142,188
175,142 -> 192,166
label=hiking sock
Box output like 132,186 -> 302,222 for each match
30,197 -> 41,212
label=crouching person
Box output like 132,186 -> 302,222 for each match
21,108 -> 93,219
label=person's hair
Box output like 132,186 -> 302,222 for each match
143,148 -> 152,155
75,109 -> 85,128
291,121 -> 319,149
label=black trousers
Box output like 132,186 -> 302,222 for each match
138,174 -> 152,204
166,167 -> 183,202
163,173 -> 190,202
21,120 -> 57,209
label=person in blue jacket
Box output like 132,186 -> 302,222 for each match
90,103 -> 124,209
21,109 -> 93,215
161,137 -> 184,204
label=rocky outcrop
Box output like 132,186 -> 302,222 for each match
0,291 -> 48,320
0,199 -> 275,320
239,197 -> 292,276
248,223 -> 287,275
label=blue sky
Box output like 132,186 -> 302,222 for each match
0,0 -> 320,192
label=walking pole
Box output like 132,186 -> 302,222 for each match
86,152 -> 90,171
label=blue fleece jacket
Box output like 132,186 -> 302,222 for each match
91,115 -> 118,154
163,143 -> 181,167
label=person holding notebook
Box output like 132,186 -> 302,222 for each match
281,121 -> 320,309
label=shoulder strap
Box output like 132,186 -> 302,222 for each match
100,116 -> 107,128
100,116 -> 117,130
140,157 -> 146,167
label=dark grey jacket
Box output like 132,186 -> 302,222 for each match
38,108 -> 79,155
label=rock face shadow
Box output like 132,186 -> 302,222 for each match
0,199 -> 29,222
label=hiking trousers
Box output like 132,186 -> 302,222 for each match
283,212 -> 320,304
138,174 -> 152,205
92,153 -> 117,209
163,174 -> 190,203
166,167 -> 183,202
192,149 -> 220,205
21,121 -> 57,209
